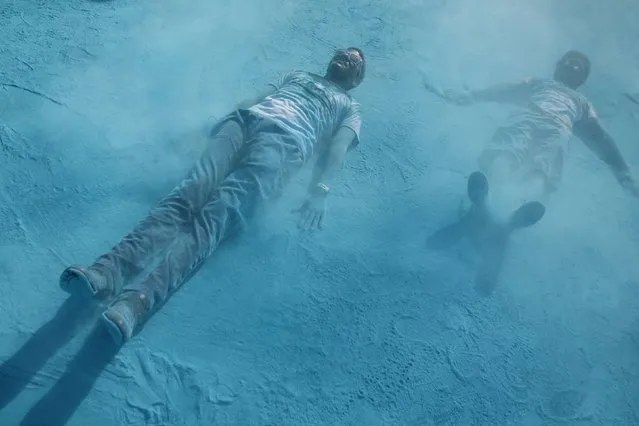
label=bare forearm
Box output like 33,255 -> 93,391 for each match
470,86 -> 518,103
308,145 -> 348,192
583,124 -> 630,177
469,80 -> 534,104
576,120 -> 636,196
602,138 -> 629,175
593,132 -> 636,195
604,140 -> 633,187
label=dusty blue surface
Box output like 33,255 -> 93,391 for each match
1,0 -> 639,425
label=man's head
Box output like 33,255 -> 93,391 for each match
325,47 -> 366,91
553,50 -> 591,89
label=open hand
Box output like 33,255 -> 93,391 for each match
293,193 -> 327,230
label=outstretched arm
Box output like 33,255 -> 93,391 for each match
467,78 -> 538,105
574,112 -> 639,197
295,126 -> 358,230
307,127 -> 356,193
420,70 -> 537,106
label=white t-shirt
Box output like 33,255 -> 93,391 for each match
249,70 -> 362,160
501,78 -> 598,140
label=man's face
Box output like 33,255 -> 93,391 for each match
327,48 -> 364,88
554,55 -> 589,88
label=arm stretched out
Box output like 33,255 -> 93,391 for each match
421,71 -> 537,106
295,127 -> 358,230
307,127 -> 356,194
467,78 -> 538,105
574,110 -> 639,197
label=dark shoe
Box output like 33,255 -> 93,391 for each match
59,265 -> 113,300
508,201 -> 545,230
467,171 -> 489,206
101,291 -> 149,346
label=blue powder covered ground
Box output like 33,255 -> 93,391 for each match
1,0 -> 639,425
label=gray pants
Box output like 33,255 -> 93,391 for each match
91,110 -> 303,312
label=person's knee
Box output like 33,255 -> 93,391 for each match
159,180 -> 204,221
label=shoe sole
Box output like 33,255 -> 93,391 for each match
467,171 -> 489,205
508,201 -> 546,230
101,309 -> 127,347
59,266 -> 98,299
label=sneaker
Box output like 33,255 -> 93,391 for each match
467,171 -> 489,206
507,201 -> 546,230
101,291 -> 149,346
59,265 -> 113,300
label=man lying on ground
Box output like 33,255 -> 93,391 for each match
424,50 -> 639,293
60,47 -> 367,345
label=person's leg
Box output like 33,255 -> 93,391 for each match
100,120 -> 304,344
519,137 -> 564,205
478,124 -> 528,184
482,152 -> 518,186
477,130 -> 526,221
59,113 -> 249,299
517,170 -> 550,204
476,120 -> 565,222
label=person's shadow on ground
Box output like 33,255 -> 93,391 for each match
0,296 -> 120,426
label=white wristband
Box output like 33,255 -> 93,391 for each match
316,183 -> 330,194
